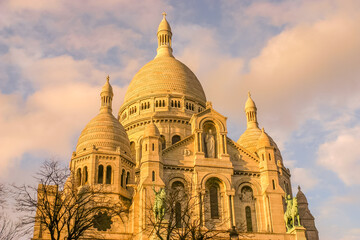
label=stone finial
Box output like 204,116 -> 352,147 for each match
206,101 -> 212,109
162,11 -> 167,19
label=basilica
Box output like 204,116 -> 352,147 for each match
32,14 -> 318,240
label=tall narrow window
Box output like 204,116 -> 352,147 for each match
272,179 -> 276,190
152,171 -> 155,182
126,172 -> 130,189
152,143 -> 155,151
160,135 -> 166,150
175,202 -> 182,228
210,185 -> 219,219
98,165 -> 104,184
77,168 -> 82,186
106,166 -> 112,184
83,166 -> 88,184
245,206 -> 253,232
121,169 -> 125,187
269,153 -> 271,161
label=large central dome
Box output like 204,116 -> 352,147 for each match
118,13 -> 207,153
123,56 -> 206,104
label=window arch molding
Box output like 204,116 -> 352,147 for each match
171,134 -> 182,145
198,117 -> 225,134
235,180 -> 261,198
167,177 -> 188,191
200,173 -> 230,192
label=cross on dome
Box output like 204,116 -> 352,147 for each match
162,11 -> 167,18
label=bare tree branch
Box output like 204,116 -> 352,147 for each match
12,159 -> 128,240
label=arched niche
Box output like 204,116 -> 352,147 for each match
202,121 -> 217,158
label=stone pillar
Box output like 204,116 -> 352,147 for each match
289,226 -> 307,240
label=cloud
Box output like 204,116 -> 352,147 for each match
317,126 -> 360,185
291,168 -> 319,191
0,48 -> 128,177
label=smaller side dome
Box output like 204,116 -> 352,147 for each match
76,76 -> 131,156
245,91 -> 256,110
256,128 -> 272,149
144,121 -> 160,137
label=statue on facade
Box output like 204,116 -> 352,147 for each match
284,195 -> 301,231
205,129 -> 216,158
152,185 -> 166,222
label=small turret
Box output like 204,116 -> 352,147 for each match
156,12 -> 173,58
257,128 -> 272,149
245,92 -> 258,129
100,75 -> 114,112
140,122 -> 164,186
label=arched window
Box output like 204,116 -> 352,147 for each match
210,185 -> 219,219
121,169 -> 125,187
126,172 -> 130,189
77,168 -> 82,186
83,166 -> 88,184
246,206 -> 253,232
152,171 -> 155,182
175,202 -> 182,228
160,135 -> 166,150
106,165 -> 112,184
172,135 -> 181,144
98,165 -> 104,184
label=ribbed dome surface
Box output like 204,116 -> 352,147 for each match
76,111 -> 131,155
237,128 -> 278,153
123,56 -> 206,104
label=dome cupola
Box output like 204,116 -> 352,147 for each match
156,12 -> 173,58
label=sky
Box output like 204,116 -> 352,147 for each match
0,0 -> 359,239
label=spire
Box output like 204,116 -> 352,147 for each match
245,91 -> 258,129
100,75 -> 114,112
156,12 -> 173,58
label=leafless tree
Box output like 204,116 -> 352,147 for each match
146,184 -> 246,240
0,183 -> 20,240
13,160 -> 129,240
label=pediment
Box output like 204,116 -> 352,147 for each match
162,134 -> 195,164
